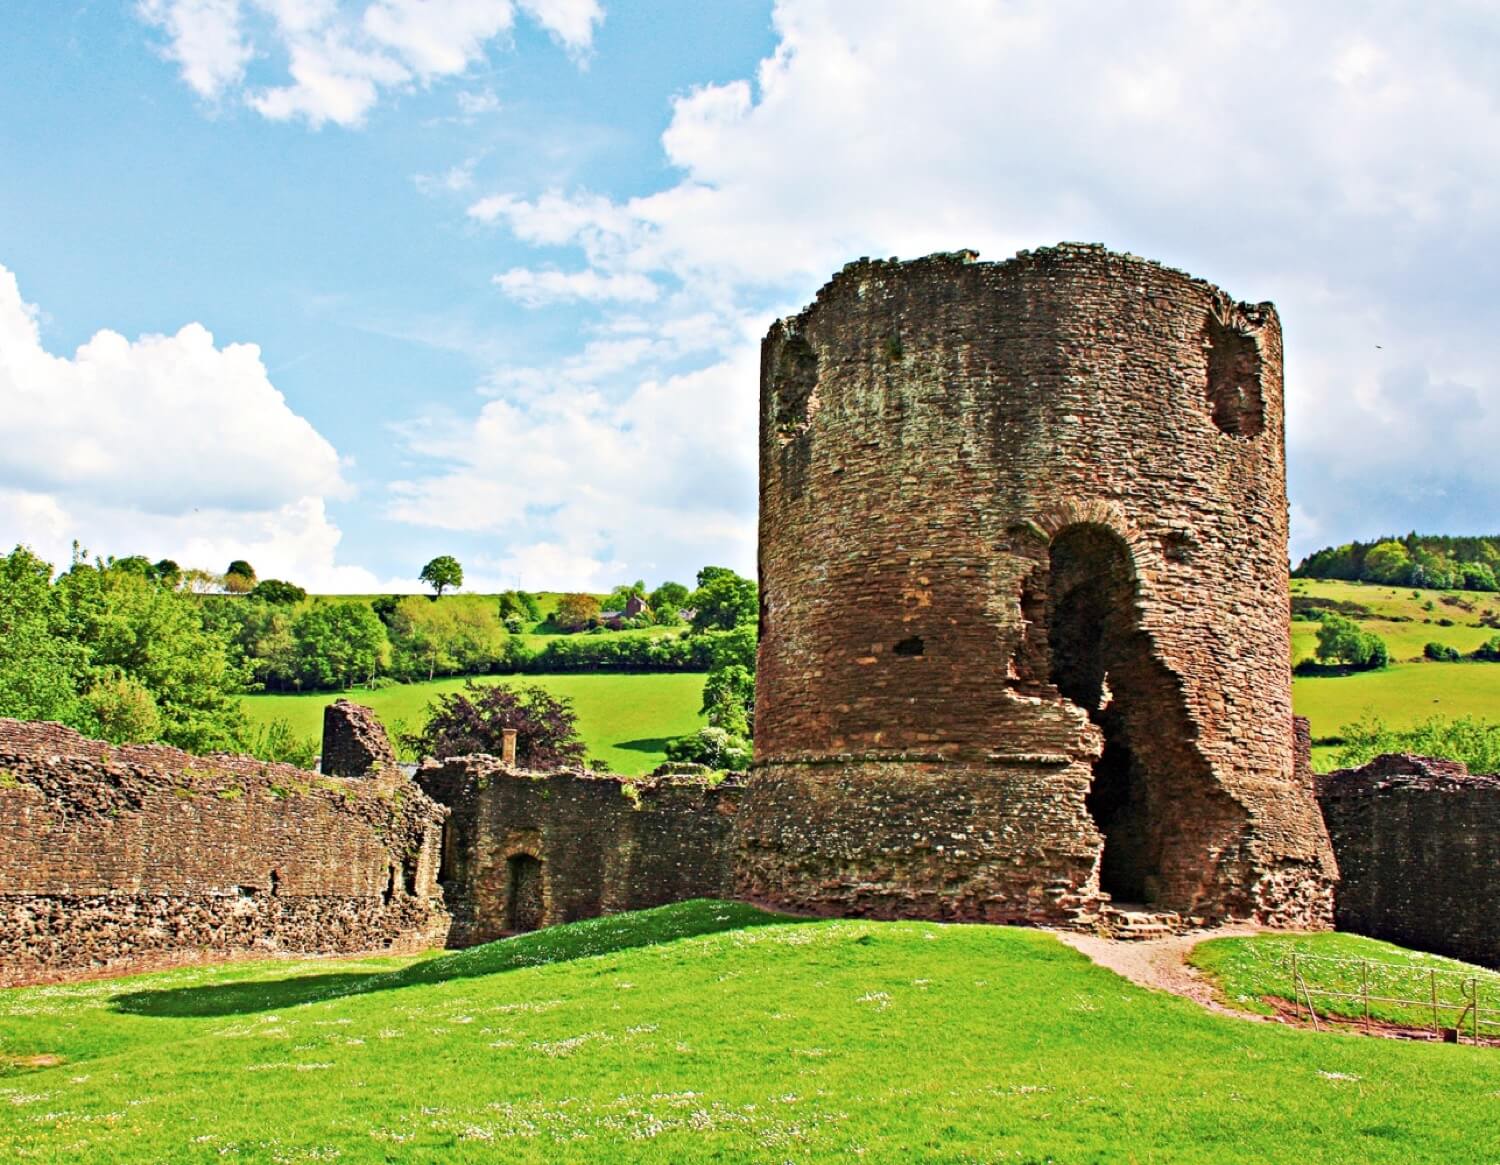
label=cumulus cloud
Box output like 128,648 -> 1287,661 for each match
0,263 -> 398,591
138,0 -> 602,127
430,0 -> 1500,577
387,337 -> 759,590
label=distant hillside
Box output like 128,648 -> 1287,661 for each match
1294,534 -> 1500,592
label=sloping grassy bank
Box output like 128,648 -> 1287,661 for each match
2,904 -> 1497,1163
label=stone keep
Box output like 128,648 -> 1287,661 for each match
737,244 -> 1336,927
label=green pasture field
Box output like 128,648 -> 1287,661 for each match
1289,577 -> 1500,663
2,903 -> 1497,1163
242,673 -> 707,776
1293,662 -> 1500,768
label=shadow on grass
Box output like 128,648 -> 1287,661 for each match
108,900 -> 787,1019
111,972 -> 385,1018
616,736 -> 675,753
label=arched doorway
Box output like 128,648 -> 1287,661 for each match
505,853 -> 544,933
1045,524 -> 1225,907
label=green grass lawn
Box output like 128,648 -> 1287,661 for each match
242,673 -> 707,776
2,903 -> 1498,1163
1191,931 -> 1500,1031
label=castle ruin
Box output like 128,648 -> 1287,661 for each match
737,245 -> 1337,928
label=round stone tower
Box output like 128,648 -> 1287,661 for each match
737,244 -> 1335,927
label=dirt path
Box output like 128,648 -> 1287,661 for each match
1052,926 -> 1269,1021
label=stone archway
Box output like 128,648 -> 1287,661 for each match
1044,523 -> 1239,909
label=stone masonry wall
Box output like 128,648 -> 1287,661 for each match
743,245 -> 1336,927
0,717 -> 449,985
418,758 -> 741,946
1318,753 -> 1500,968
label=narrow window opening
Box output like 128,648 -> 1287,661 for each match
1204,310 -> 1265,437
268,869 -> 280,897
382,864 -> 396,906
771,334 -> 819,442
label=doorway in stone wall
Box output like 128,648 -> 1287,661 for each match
506,854 -> 544,933
1045,524 -> 1219,907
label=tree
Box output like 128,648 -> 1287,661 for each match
249,578 -> 307,605
292,601 -> 390,689
1314,613 -> 1388,671
403,680 -> 588,769
419,555 -> 464,597
54,556 -> 247,751
689,567 -> 758,632
1362,540 -> 1411,585
224,560 -> 258,594
605,579 -> 648,611
555,592 -> 601,632
701,663 -> 755,737
151,559 -> 182,589
649,580 -> 689,625
82,671 -> 161,743
0,546 -> 84,724
664,726 -> 751,772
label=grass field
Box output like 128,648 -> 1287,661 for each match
1293,660 -> 1500,761
2,903 -> 1498,1163
1289,577 -> 1500,663
1192,931 -> 1500,1030
242,674 -> 707,776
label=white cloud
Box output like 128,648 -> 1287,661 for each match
492,267 -> 658,306
455,87 -> 500,115
517,0 -> 603,61
137,0 -> 252,100
430,0 -> 1500,576
139,0 -> 600,127
0,263 -> 396,591
387,337 -> 759,590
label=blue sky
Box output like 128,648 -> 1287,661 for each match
2,2 -> 1498,592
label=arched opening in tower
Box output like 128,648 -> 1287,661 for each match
505,853 -> 544,933
1045,525 -> 1222,908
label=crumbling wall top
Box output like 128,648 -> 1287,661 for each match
321,698 -> 399,777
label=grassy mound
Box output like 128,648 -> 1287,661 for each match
4,907 -> 1500,1162
1191,931 -> 1500,1030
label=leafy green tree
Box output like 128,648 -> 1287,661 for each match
249,579 -> 307,604
1362,540 -> 1412,584
112,555 -> 154,576
688,566 -> 758,632
701,663 -> 755,737
404,680 -> 588,768
82,671 -> 161,743
55,558 -> 247,751
419,555 -> 464,597
498,589 -> 544,625
151,559 -> 182,589
292,601 -> 390,689
1314,613 -> 1388,671
605,580 -> 648,611
0,546 -> 84,724
664,726 -> 751,771
649,581 -> 689,625
224,559 -> 257,594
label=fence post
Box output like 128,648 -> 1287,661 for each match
1431,969 -> 1440,1036
1362,961 -> 1371,1034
